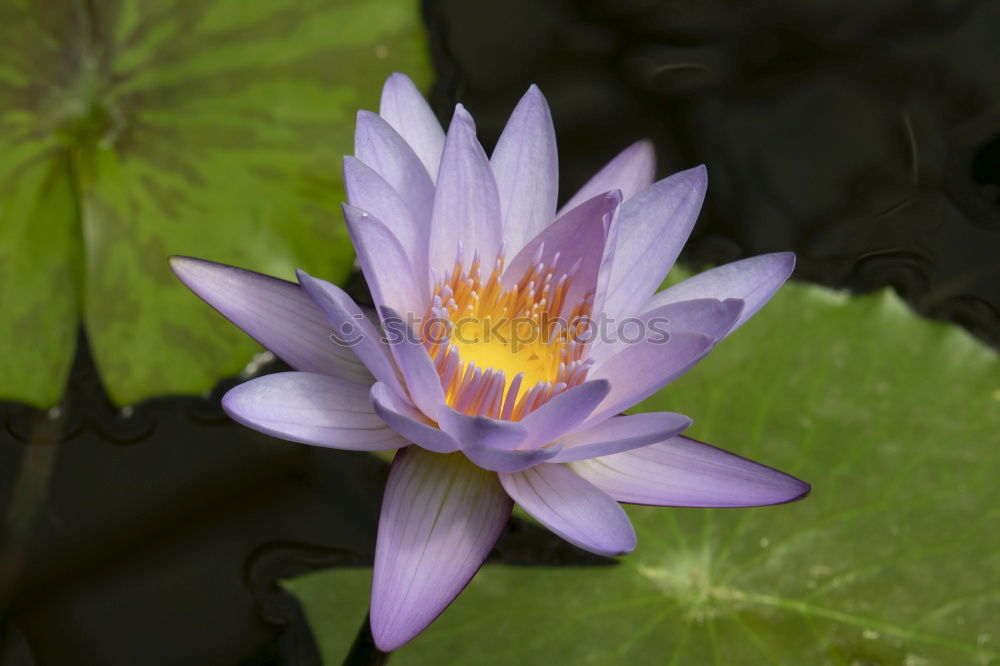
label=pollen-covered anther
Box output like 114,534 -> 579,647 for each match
422,245 -> 594,420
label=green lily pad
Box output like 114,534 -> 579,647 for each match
286,277 -> 1000,665
0,0 -> 430,406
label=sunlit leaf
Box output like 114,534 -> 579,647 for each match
0,0 -> 430,406
287,276 -> 1000,665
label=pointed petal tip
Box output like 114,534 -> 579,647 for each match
294,269 -> 330,302
166,254 -> 233,296
385,71 -> 412,86
782,476 -> 812,504
340,202 -> 359,226
608,537 -> 638,557
371,627 -> 408,654
294,268 -> 337,294
750,470 -> 811,507
508,83 -> 553,127
522,83 -> 547,106
719,297 -> 747,331
341,201 -> 370,222
219,383 -> 262,430
743,461 -> 813,506
684,163 -> 708,185
624,138 -> 656,164
451,103 -> 474,126
776,250 -> 797,272
167,254 -> 203,280
653,163 -> 707,193
219,388 -> 240,423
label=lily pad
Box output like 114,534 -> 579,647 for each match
0,0 -> 430,406
286,276 -> 1000,665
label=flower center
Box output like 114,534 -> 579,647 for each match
420,247 -> 594,420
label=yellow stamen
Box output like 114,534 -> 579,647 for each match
421,247 -> 593,420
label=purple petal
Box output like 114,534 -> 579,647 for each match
517,380 -> 611,450
372,448 -> 512,651
645,298 -> 746,339
568,435 -> 811,507
343,156 -> 428,285
591,198 -> 622,320
549,411 -> 692,463
378,72 -> 445,181
370,382 -> 460,454
354,110 -> 435,227
428,105 -> 503,277
170,257 -> 370,383
297,271 -> 405,396
490,85 -> 559,256
559,139 -> 656,216
502,190 -> 621,318
644,252 -> 796,334
342,204 -> 426,316
601,165 -> 708,322
586,331 -> 716,424
221,372 -> 404,450
460,438 -> 562,473
379,305 -> 446,420
499,464 -> 636,556
437,407 -> 563,472
438,406 -> 527,451
590,298 -> 745,365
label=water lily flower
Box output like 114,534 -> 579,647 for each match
171,73 -> 809,652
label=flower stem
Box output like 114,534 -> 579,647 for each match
342,612 -> 390,666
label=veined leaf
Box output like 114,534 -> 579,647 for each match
0,0 -> 430,406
